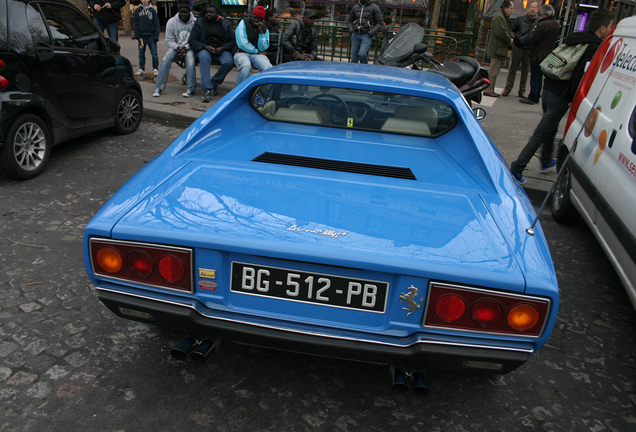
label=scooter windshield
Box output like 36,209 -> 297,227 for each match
375,22 -> 425,67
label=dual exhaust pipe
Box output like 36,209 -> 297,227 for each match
389,365 -> 429,395
170,337 -> 218,363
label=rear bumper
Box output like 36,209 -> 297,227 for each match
97,287 -> 533,373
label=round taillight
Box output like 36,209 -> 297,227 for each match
127,250 -> 153,277
507,304 -> 540,331
435,294 -> 466,322
158,255 -> 185,282
471,299 -> 502,326
96,247 -> 123,274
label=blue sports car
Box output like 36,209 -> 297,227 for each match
83,62 -> 558,391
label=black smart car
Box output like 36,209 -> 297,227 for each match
0,0 -> 143,179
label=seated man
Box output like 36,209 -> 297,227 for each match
153,2 -> 196,98
281,9 -> 321,62
234,5 -> 272,87
187,5 -> 236,102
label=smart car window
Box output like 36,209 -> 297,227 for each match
251,84 -> 457,137
36,3 -> 102,51
9,2 -> 49,54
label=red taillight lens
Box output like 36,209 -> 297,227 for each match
471,299 -> 502,326
424,282 -> 550,337
90,239 -> 192,292
158,255 -> 185,282
434,294 -> 466,321
127,251 -> 153,277
0,59 -> 8,90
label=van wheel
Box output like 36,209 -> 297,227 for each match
0,114 -> 51,180
551,159 -> 579,224
113,89 -> 143,134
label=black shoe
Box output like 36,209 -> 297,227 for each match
201,90 -> 210,103
519,98 -> 536,105
210,86 -> 218,96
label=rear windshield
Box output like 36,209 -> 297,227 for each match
251,84 -> 458,137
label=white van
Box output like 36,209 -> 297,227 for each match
551,16 -> 636,309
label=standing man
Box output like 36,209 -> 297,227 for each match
188,5 -> 236,102
234,5 -> 272,87
520,4 -> 560,105
88,0 -> 124,42
483,0 -> 514,98
510,10 -> 615,184
502,1 -> 538,98
132,0 -> 160,77
153,2 -> 196,98
348,0 -> 383,64
281,10 -> 321,62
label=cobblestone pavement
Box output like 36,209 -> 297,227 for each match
1,122 -> 635,431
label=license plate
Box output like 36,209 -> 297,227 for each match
231,262 -> 388,313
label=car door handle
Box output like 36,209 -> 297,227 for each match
36,42 -> 54,62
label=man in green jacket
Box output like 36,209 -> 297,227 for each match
484,0 -> 514,97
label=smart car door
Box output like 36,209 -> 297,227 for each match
32,1 -> 117,119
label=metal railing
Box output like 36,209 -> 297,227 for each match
227,17 -> 473,64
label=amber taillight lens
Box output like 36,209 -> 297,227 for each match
424,282 -> 550,337
90,239 -> 192,293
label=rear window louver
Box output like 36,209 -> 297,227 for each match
252,152 -> 417,180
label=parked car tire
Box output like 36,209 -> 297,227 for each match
0,114 -> 51,180
551,155 -> 579,224
112,89 -> 143,135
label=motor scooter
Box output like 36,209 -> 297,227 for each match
374,23 -> 490,107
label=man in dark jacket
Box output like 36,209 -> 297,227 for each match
187,5 -> 236,102
234,5 -> 272,87
89,0 -> 124,42
282,10 -> 320,61
348,0 -> 383,64
520,4 -> 560,104
502,1 -> 538,98
510,9 -> 614,184
484,0 -> 514,97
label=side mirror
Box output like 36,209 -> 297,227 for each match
107,38 -> 121,54
473,107 -> 486,120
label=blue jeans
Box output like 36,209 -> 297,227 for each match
528,59 -> 543,103
198,50 -> 234,90
93,18 -> 119,42
155,48 -> 196,93
350,33 -> 373,64
511,89 -> 570,175
138,36 -> 158,71
234,52 -> 273,87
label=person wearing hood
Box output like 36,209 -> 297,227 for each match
153,3 -> 197,98
510,9 -> 615,184
187,5 -> 237,102
234,5 -> 272,87
132,0 -> 160,77
88,0 -> 124,42
483,0 -> 514,97
348,0 -> 383,64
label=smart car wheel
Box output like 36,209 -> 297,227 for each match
113,89 -> 143,134
0,114 -> 51,180
551,158 -> 578,224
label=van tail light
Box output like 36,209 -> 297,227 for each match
424,282 -> 550,337
564,24 -> 617,137
90,238 -> 193,293
0,59 -> 9,90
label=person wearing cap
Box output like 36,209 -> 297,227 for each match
187,5 -> 236,102
347,0 -> 383,64
234,5 -> 273,87
281,10 -> 321,62
153,2 -> 197,98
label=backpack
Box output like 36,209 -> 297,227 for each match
540,43 -> 588,81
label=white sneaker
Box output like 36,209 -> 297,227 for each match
135,69 -> 144,76
182,90 -> 194,98
152,90 -> 161,97
153,69 -> 158,77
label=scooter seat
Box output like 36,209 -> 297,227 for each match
430,60 -> 475,87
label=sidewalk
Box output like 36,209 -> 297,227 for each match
117,32 -> 556,201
